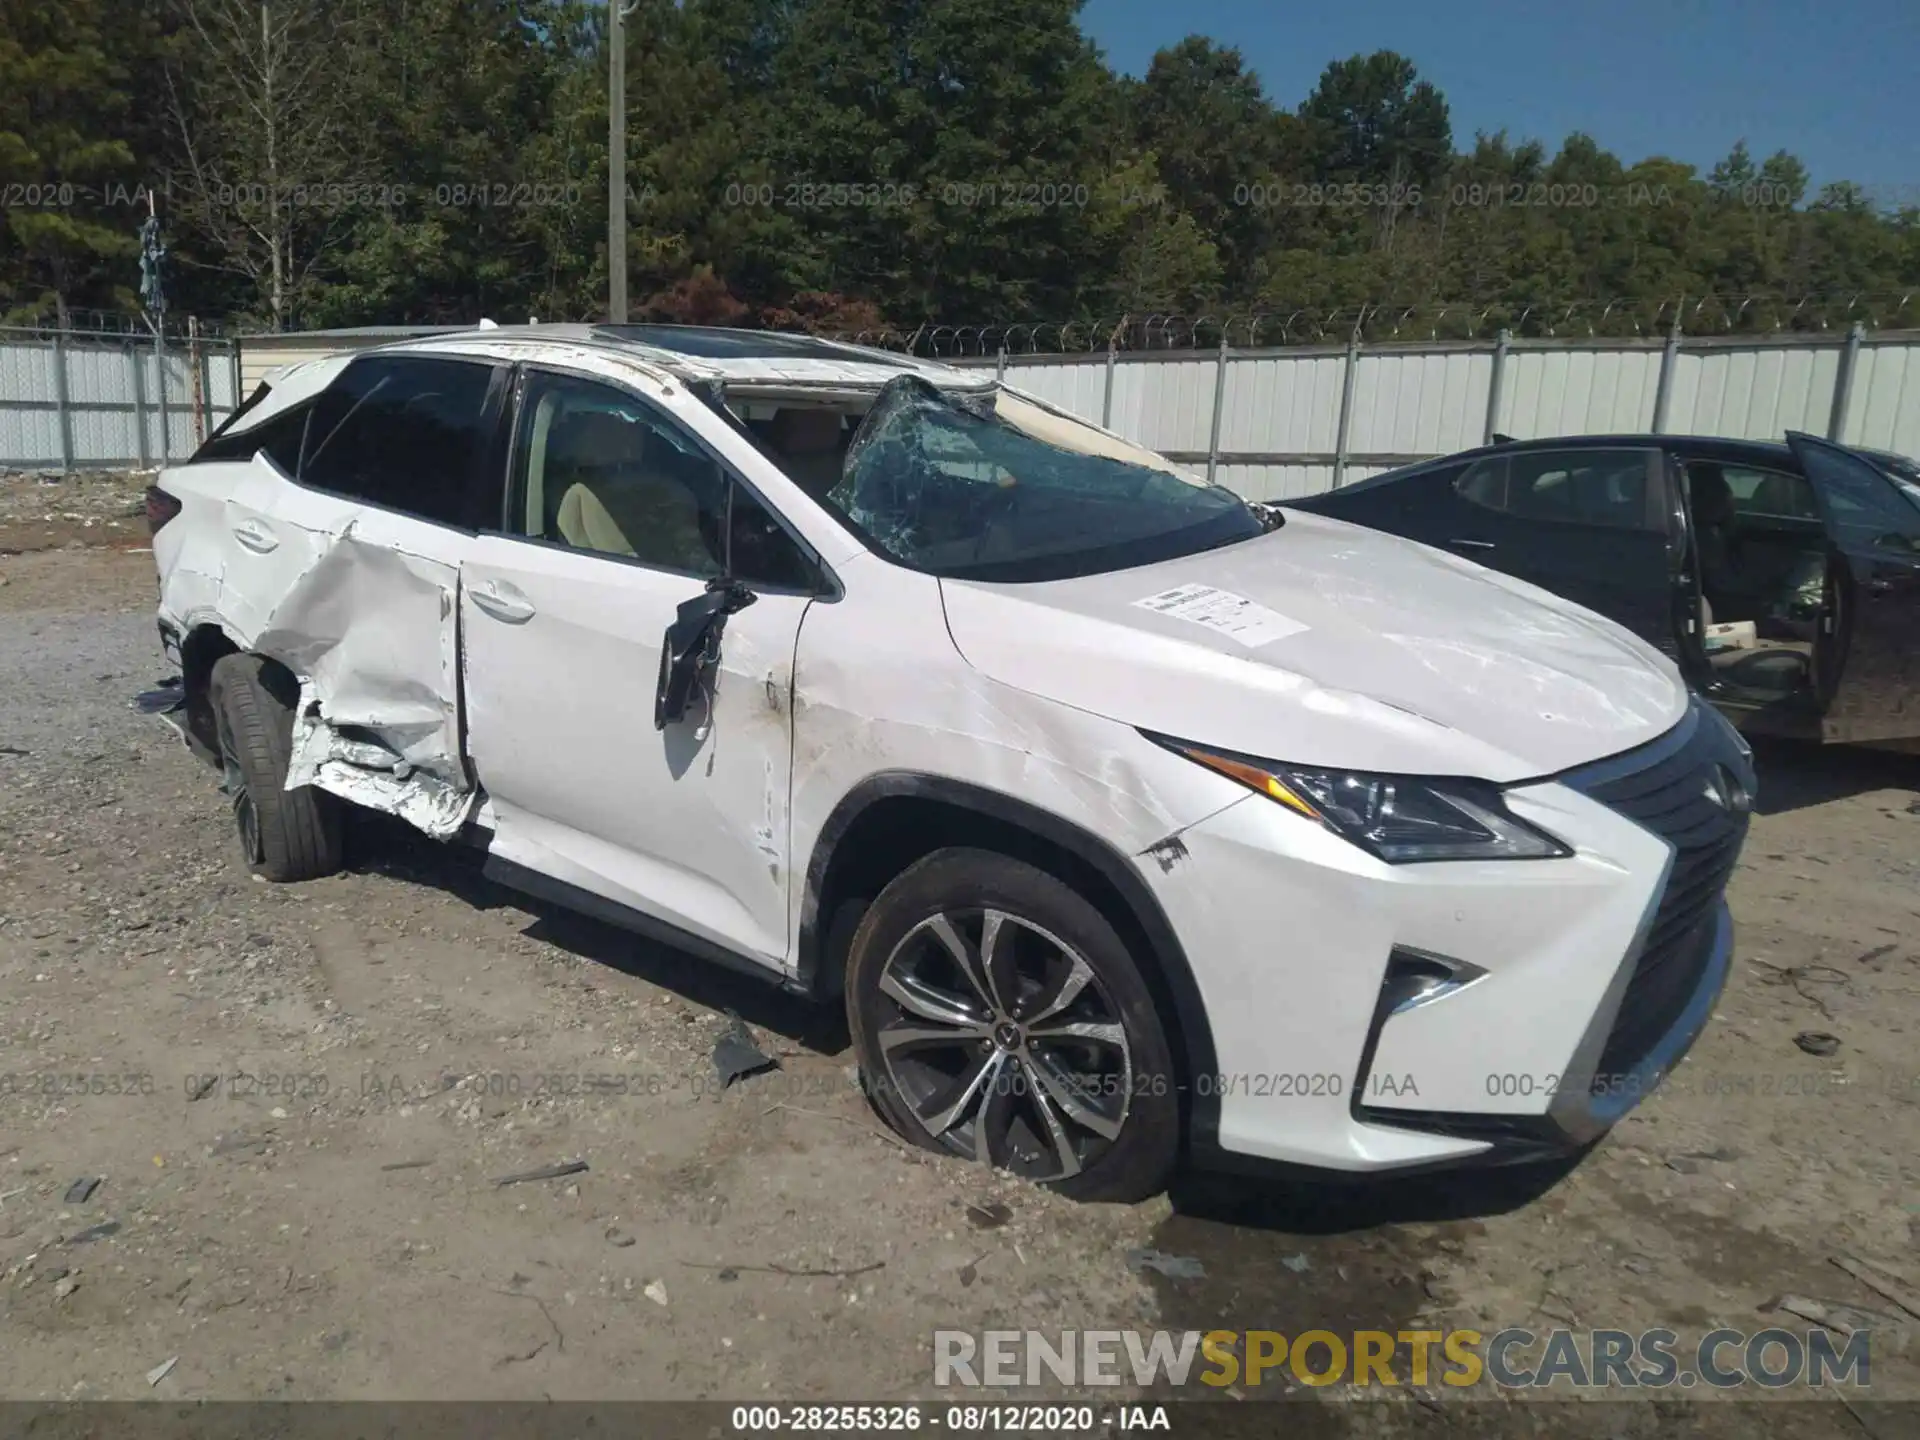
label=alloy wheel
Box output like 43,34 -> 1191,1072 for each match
873,908 -> 1133,1182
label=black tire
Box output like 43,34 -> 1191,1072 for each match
847,847 -> 1179,1203
208,653 -> 343,882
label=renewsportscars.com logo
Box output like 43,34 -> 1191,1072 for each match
933,1327 -> 1872,1391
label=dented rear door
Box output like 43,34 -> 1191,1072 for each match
248,355 -> 507,834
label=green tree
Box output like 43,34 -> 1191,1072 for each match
0,0 -> 148,322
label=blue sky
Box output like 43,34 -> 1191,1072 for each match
1081,0 -> 1920,201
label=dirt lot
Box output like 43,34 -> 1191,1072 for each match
2,504 -> 1918,1436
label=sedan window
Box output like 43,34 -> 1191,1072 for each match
1713,465 -> 1822,521
1455,450 -> 1653,530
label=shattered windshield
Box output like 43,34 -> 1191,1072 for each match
821,376 -> 1273,582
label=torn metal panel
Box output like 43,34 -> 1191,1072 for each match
251,518 -> 465,786
286,680 -> 475,839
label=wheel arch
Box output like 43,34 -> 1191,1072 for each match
798,772 -> 1223,1157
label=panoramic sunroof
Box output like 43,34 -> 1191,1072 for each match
592,324 -> 905,363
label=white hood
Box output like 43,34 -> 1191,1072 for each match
939,510 -> 1688,783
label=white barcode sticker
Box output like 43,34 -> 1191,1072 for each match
1132,584 -> 1307,648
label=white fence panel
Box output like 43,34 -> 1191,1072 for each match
1497,345 -> 1664,439
1347,348 -> 1494,458
1666,344 -> 1839,440
0,330 -> 240,470
10,326 -> 1920,480
1846,343 -> 1920,457
997,357 -> 1104,423
1220,351 -> 1346,458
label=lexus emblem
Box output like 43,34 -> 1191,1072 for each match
1704,764 -> 1751,815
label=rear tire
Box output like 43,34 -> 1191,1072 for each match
847,847 -> 1179,1203
209,653 -> 343,882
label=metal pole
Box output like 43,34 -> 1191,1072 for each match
190,315 -> 208,445
1331,328 -> 1361,488
154,326 -> 171,464
1651,299 -> 1683,434
229,342 -> 242,419
995,347 -> 1007,382
1483,328 -> 1511,444
129,342 -> 150,469
607,0 -> 627,323
51,331 -> 75,472
1827,321 -> 1865,442
1205,333 -> 1229,486
1101,344 -> 1117,428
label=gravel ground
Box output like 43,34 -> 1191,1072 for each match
1,545 -> 1916,1437
0,471 -> 152,555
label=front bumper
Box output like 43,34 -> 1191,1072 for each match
1140,704 -> 1752,1175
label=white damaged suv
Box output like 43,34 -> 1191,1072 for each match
149,324 -> 1753,1201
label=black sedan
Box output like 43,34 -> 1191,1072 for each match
1288,431 -> 1920,747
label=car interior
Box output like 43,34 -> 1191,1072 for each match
1683,460 -> 1828,703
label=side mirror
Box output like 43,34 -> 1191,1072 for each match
654,578 -> 757,729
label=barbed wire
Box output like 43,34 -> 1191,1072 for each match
8,292 -> 1916,352
830,292 -> 1920,355
0,307 -> 232,341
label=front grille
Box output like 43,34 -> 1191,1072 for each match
1564,707 -> 1750,1089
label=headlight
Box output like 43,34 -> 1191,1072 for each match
1148,735 -> 1570,864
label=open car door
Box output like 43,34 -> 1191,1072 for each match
1785,431 -> 1920,744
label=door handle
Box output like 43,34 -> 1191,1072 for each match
231,520 -> 278,554
1446,538 -> 1496,550
468,580 -> 536,624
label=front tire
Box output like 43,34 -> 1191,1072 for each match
847,848 -> 1179,1202
208,653 -> 343,882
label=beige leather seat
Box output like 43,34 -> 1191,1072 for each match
556,481 -> 639,556
547,409 -> 723,571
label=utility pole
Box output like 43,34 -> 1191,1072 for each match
607,0 -> 628,323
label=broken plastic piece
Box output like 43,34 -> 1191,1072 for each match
713,1014 -> 779,1089
494,1160 -> 589,1187
1124,1248 -> 1206,1280
62,1177 -> 102,1205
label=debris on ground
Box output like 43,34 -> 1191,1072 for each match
1794,1031 -> 1841,1056
145,1356 -> 178,1387
210,1132 -> 272,1159
63,1177 -> 102,1205
1831,1254 -> 1920,1321
965,1202 -> 1012,1230
1282,1252 -> 1312,1273
713,1013 -> 780,1089
493,1160 -> 589,1187
686,1258 -> 885,1280
130,678 -> 185,715
379,1159 -> 430,1172
1770,1293 -> 1891,1337
1124,1248 -> 1206,1281
68,1221 -> 120,1244
605,1227 -> 636,1248
643,1279 -> 669,1307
